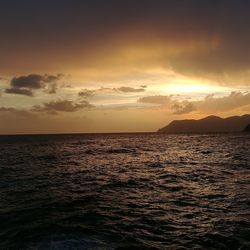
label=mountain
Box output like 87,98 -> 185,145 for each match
158,114 -> 250,134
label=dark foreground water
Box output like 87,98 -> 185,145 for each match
0,133 -> 249,250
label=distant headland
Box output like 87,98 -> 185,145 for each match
158,114 -> 250,134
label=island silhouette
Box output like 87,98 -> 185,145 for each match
158,114 -> 250,134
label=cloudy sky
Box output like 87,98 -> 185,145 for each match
0,0 -> 250,134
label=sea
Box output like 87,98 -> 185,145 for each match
0,133 -> 249,250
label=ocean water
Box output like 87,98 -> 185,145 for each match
0,133 -> 249,250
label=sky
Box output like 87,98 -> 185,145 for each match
0,0 -> 250,134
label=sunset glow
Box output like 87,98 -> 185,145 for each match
1,2 -> 250,249
0,0 -> 249,134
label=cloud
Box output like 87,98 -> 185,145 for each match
138,92 -> 250,115
5,74 -> 63,96
78,89 -> 95,98
1,1 -> 250,85
0,107 -> 16,112
138,95 -> 173,105
44,83 -> 58,94
0,107 -> 34,117
78,86 -> 146,98
138,95 -> 195,114
117,86 -> 145,93
195,91 -> 250,112
32,100 -> 94,114
5,88 -> 33,96
172,102 -> 196,115
11,74 -> 47,89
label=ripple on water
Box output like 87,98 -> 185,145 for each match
0,133 -> 249,249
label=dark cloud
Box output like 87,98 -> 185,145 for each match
1,1 -> 249,84
32,100 -> 94,114
11,74 -> 46,89
117,87 -> 145,93
5,74 -> 63,96
5,88 -> 33,96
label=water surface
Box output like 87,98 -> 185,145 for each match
0,133 -> 249,249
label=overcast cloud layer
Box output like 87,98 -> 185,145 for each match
0,0 -> 249,84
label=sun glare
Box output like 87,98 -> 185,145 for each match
170,84 -> 212,93
164,83 -> 230,94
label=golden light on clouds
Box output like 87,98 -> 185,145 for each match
0,0 -> 249,133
